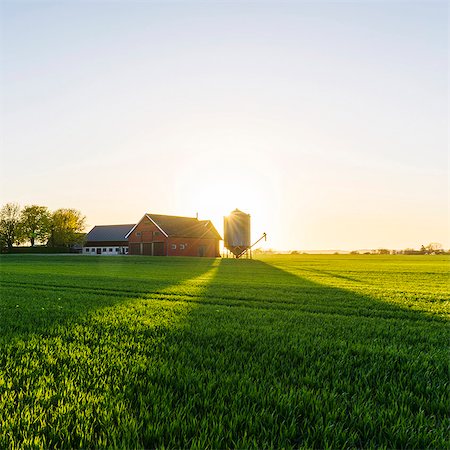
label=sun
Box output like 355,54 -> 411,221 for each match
173,173 -> 270,249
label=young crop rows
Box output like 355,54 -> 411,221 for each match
0,254 -> 448,448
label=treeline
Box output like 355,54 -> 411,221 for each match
350,243 -> 448,255
0,203 -> 85,251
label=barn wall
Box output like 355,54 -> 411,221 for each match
83,246 -> 128,255
167,237 -> 220,257
127,217 -> 167,255
127,216 -> 220,257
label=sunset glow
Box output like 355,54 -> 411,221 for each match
1,2 -> 447,250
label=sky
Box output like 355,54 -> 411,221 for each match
0,0 -> 448,250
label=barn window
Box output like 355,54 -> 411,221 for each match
109,248 -> 113,252
171,244 -> 177,250
136,232 -> 141,237
115,248 -> 119,252
85,248 -> 90,252
103,248 -> 106,252
154,231 -> 160,236
180,244 -> 185,250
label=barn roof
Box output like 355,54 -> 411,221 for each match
149,214 -> 221,239
125,214 -> 222,240
85,224 -> 136,242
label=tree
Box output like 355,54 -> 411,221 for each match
425,242 -> 443,254
48,208 -> 86,247
0,232 -> 6,252
20,205 -> 51,246
0,203 -> 23,250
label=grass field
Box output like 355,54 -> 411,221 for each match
0,254 -> 448,448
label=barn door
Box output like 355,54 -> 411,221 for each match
143,243 -> 152,255
129,243 -> 141,255
153,242 -> 165,256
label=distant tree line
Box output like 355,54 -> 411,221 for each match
0,203 -> 86,252
350,243 -> 448,255
285,244 -> 449,256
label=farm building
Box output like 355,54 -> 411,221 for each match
126,214 -> 221,257
83,214 -> 221,257
83,224 -> 135,255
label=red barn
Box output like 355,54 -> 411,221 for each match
126,213 -> 221,257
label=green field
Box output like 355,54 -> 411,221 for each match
0,254 -> 448,448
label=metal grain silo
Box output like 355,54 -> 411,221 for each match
224,209 -> 251,257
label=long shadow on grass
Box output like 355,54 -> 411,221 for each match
0,256 -> 218,448
0,255 -> 216,339
1,257 -> 448,448
129,258 -> 448,449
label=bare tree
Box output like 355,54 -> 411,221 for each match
0,203 -> 23,250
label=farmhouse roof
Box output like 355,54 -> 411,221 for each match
85,224 -> 136,242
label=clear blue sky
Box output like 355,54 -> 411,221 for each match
1,1 -> 448,250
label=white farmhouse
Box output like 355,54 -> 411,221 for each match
83,224 -> 135,255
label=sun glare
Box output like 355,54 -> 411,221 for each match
173,171 -> 273,248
